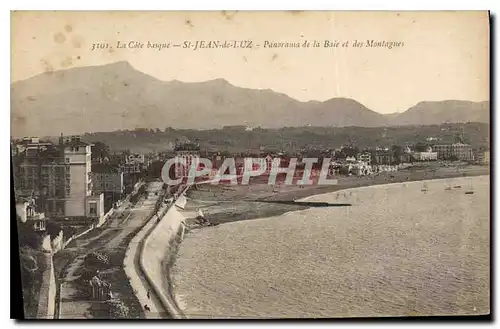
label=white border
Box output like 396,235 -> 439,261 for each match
3,1 -> 497,329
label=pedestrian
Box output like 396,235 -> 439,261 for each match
147,290 -> 151,300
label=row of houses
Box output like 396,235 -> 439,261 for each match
351,143 -> 481,166
168,140 -> 488,178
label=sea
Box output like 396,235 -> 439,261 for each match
171,176 -> 490,318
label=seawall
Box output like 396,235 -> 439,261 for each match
36,254 -> 56,319
139,192 -> 187,319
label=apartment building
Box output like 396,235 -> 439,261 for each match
433,143 -> 474,161
173,141 -> 201,179
91,165 -> 124,194
120,153 -> 147,174
357,152 -> 372,165
13,136 -> 104,224
91,163 -> 124,211
375,151 -> 395,165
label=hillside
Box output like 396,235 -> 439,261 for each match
80,123 -> 490,155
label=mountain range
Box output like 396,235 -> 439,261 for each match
11,61 -> 490,137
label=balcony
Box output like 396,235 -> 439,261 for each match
27,212 -> 46,221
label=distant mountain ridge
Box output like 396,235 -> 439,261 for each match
11,61 -> 490,137
390,100 -> 490,126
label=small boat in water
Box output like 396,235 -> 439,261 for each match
465,179 -> 474,195
444,179 -> 452,191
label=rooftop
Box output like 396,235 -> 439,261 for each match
63,136 -> 90,147
174,142 -> 200,151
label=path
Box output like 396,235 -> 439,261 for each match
123,206 -> 168,318
56,181 -> 163,319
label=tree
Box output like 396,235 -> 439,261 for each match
91,142 -> 110,162
107,299 -> 130,318
391,145 -> 403,165
414,142 -> 428,152
369,150 -> 378,165
147,160 -> 166,180
342,146 -> 359,157
391,145 -> 403,157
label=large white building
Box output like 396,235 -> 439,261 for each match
412,146 -> 438,161
62,137 -> 93,217
433,143 -> 474,161
14,136 -> 104,225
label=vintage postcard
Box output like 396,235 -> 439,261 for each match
11,11 -> 490,319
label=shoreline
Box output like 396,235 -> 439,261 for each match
183,164 -> 490,226
298,174 -> 490,202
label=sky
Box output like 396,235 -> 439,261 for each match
11,11 -> 489,113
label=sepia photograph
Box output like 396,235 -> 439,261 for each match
10,10 -> 490,319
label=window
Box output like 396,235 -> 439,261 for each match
89,202 -> 97,216
57,201 -> 64,215
39,221 -> 46,231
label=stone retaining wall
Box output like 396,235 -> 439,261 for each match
139,192 -> 187,319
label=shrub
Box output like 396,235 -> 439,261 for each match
107,299 -> 130,318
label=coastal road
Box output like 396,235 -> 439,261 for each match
124,186 -> 191,319
123,204 -> 169,319
55,181 -> 164,319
